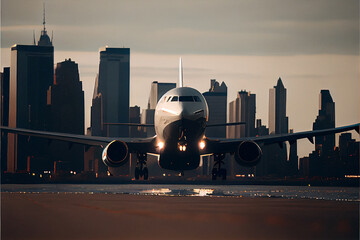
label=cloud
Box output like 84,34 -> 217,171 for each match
1,0 -> 358,55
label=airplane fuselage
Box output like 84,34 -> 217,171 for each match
154,87 -> 209,171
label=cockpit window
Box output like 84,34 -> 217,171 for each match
193,96 -> 201,102
179,96 -> 194,102
166,96 -> 172,102
171,96 -> 178,101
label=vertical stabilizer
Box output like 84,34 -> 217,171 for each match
179,57 -> 183,88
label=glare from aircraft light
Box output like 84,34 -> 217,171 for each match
161,108 -> 178,115
157,141 -> 164,150
199,140 -> 205,150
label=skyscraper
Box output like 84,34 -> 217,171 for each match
266,78 -> 289,177
1,67 -> 10,172
47,59 -> 84,172
148,81 -> 176,109
227,90 -> 256,138
7,44 -> 54,172
91,47 -> 130,137
269,78 -> 288,135
313,90 -> 335,155
203,79 -> 227,138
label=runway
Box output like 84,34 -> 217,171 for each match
2,192 -> 359,240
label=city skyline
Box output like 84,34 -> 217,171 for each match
1,0 -> 359,158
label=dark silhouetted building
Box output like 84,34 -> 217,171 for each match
47,59 -> 84,172
339,133 -> 359,176
1,67 -> 10,172
7,44 -> 54,173
313,90 -> 335,155
266,78 -> 289,177
255,119 -> 269,136
269,78 -> 288,135
91,47 -> 130,137
203,79 -> 227,138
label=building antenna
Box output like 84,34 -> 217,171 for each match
43,2 -> 46,32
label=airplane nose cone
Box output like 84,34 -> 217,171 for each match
179,107 -> 191,119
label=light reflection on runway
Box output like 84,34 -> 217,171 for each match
1,184 -> 359,201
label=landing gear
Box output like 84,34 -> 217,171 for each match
135,153 -> 148,180
211,153 -> 227,180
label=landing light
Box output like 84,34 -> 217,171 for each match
199,140 -> 206,150
157,141 -> 164,150
178,144 -> 187,152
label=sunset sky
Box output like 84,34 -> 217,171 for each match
1,0 -> 359,157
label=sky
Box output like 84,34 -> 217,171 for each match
1,0 -> 359,158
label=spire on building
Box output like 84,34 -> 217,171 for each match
37,3 -> 52,46
276,77 -> 284,89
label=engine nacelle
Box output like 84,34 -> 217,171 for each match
234,141 -> 262,167
102,140 -> 129,167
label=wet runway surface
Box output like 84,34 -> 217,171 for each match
2,191 -> 359,240
1,184 -> 359,201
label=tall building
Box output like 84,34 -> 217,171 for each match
47,59 -> 84,172
91,47 -> 130,137
266,78 -> 289,177
227,90 -> 256,138
1,67 -> 10,172
148,81 -> 176,109
7,44 -> 54,172
203,79 -> 227,138
269,78 -> 288,135
339,133 -> 359,176
313,90 -> 335,155
7,7 -> 54,173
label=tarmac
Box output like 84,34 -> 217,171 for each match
1,192 -> 359,240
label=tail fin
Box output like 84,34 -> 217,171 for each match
179,57 -> 183,88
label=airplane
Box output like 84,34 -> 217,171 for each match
1,58 -> 359,180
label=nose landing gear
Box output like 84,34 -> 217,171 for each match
135,153 -> 148,180
212,153 -> 227,180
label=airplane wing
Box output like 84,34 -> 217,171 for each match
0,126 -> 156,153
204,123 -> 360,154
206,122 -> 245,128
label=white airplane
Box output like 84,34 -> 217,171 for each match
1,58 -> 359,180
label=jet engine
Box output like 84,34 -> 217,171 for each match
102,140 -> 129,167
234,141 -> 262,167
